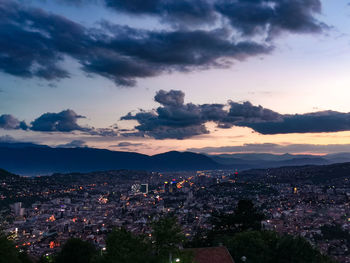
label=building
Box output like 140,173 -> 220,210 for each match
190,247 -> 235,263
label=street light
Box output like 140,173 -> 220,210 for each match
241,256 -> 247,262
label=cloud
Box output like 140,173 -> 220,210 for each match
30,109 -> 87,132
242,111 -> 350,134
104,0 -> 324,37
0,0 -> 325,86
188,143 -> 350,155
30,109 -> 118,136
111,141 -> 144,147
154,89 -> 185,107
218,101 -> 282,128
56,139 -> 87,148
87,128 -> 118,137
0,109 -> 118,136
121,89 -> 350,139
84,24 -> 271,86
121,90 -> 213,139
0,114 -> 28,130
105,0 -> 217,27
215,0 -> 324,38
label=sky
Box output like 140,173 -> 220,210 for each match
2,0 -> 350,155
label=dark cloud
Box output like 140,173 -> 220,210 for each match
244,111 -> 350,134
0,0 -> 324,86
105,0 -> 217,27
111,141 -> 144,147
0,0 -> 84,80
0,109 -> 118,136
215,0 -> 324,38
53,0 -> 99,5
88,127 -> 118,136
56,139 -> 87,148
154,89 -> 185,107
219,101 -> 282,127
30,109 -> 87,132
121,89 -> 350,139
104,0 -> 324,36
121,90 -> 213,139
188,143 -> 350,155
90,24 -> 271,86
0,114 -> 28,130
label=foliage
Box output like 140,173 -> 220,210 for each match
0,234 -> 21,263
211,200 -> 265,236
55,238 -> 97,263
151,216 -> 193,263
226,231 -> 336,263
103,228 -> 153,263
0,233 -> 34,263
151,216 -> 185,255
320,224 -> 350,242
233,199 -> 266,232
101,217 -> 193,263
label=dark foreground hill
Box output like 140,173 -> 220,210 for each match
0,143 -> 220,175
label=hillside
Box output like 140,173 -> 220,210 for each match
241,162 -> 350,183
0,143 -> 220,175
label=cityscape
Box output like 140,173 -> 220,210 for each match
1,162 -> 350,262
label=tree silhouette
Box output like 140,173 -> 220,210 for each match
211,199 -> 265,237
103,228 -> 153,263
0,233 -> 33,263
151,216 -> 194,263
226,231 -> 335,263
55,238 -> 97,263
0,234 -> 21,263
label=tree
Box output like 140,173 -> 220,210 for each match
55,238 -> 97,263
0,234 -> 21,263
151,216 -> 193,263
225,231 -> 335,263
211,200 -> 265,237
275,235 -> 335,263
18,251 -> 34,263
233,200 -> 265,232
152,216 -> 184,255
103,228 -> 153,263
225,231 -> 278,263
0,233 -> 33,263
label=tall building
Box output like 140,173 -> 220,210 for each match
13,202 -> 25,216
140,184 -> 149,194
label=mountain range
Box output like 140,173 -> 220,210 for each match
2,142 -> 350,175
0,142 -> 219,175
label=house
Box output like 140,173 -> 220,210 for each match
191,247 -> 235,263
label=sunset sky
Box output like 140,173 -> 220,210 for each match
2,0 -> 350,155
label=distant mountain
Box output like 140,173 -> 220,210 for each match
241,161 -> 350,183
209,153 -> 330,169
0,143 -> 220,175
0,142 -> 49,148
211,153 -> 323,162
324,152 -> 350,163
3,141 -> 350,176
